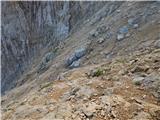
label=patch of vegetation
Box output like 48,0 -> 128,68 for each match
133,80 -> 142,86
92,68 -> 105,77
39,82 -> 53,90
52,47 -> 58,53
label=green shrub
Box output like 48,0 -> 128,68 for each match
93,68 -> 104,77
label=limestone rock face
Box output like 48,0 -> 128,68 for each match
1,1 -> 106,93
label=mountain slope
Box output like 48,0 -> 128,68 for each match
1,1 -> 160,120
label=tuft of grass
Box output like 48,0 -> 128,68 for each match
93,68 -> 105,77
134,80 -> 141,86
39,82 -> 53,90
52,47 -> 58,53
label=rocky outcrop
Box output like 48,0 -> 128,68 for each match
1,1 -> 107,93
65,47 -> 86,68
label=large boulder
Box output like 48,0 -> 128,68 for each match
66,54 -> 77,66
66,47 -> 86,68
75,47 -> 86,59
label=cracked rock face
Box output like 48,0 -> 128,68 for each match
1,1 -> 106,94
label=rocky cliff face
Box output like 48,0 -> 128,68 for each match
1,1 -> 108,93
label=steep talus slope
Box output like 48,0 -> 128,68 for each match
1,1 -> 160,120
2,48 -> 160,120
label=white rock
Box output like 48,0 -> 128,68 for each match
98,37 -> 105,44
154,39 -> 160,48
133,24 -> 139,28
117,9 -> 121,13
133,76 -> 144,85
125,33 -> 130,37
117,34 -> 124,41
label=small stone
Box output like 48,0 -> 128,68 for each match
133,24 -> 139,28
101,110 -> 105,116
47,105 -> 55,111
83,97 -> 88,101
134,98 -> 143,104
131,65 -> 149,73
119,26 -> 128,34
101,18 -> 105,21
98,37 -> 105,44
154,39 -> 160,48
125,33 -> 130,37
89,29 -> 99,38
91,99 -> 96,102
70,87 -> 80,95
133,111 -> 138,116
93,93 -> 98,96
111,111 -> 116,118
117,9 -> 121,13
142,95 -> 146,99
84,111 -> 93,118
100,84 -> 104,88
103,88 -> 114,96
128,18 -> 134,26
82,102 -> 99,118
131,97 -> 134,100
97,25 -> 108,34
117,34 -> 124,41
133,76 -> 144,86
